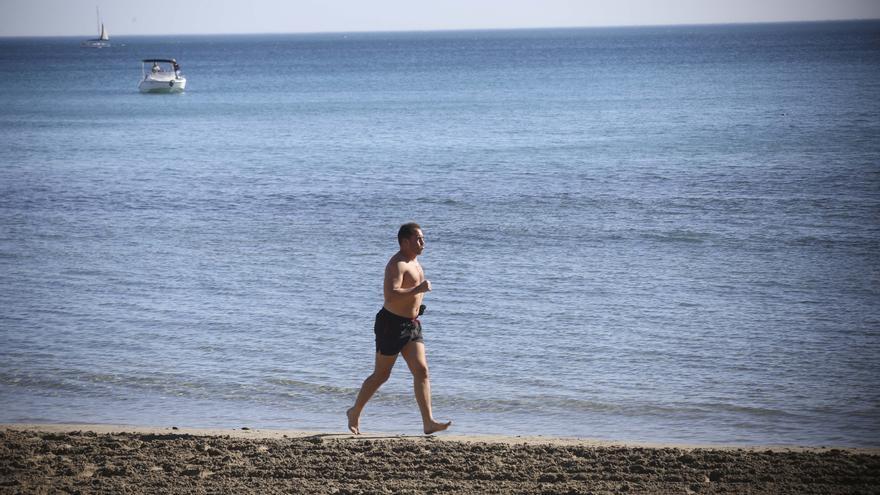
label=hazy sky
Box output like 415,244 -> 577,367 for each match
1,0 -> 878,37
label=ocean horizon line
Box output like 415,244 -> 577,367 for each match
3,17 -> 878,40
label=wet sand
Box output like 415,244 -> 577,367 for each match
2,424 -> 878,494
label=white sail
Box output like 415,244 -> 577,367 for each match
100,23 -> 109,40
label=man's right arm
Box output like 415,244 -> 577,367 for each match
384,261 -> 430,301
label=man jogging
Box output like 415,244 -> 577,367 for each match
347,222 -> 452,435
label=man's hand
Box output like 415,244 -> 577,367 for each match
417,280 -> 432,293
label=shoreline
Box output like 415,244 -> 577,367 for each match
3,423 -> 879,494
3,423 -> 878,454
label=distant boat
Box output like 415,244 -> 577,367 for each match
139,59 -> 186,93
82,7 -> 110,48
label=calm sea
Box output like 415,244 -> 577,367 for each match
1,21 -> 879,446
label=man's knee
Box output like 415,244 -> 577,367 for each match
371,370 -> 392,384
410,365 -> 429,381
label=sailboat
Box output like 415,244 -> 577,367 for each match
82,7 -> 110,48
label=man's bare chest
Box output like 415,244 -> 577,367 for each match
403,263 -> 424,285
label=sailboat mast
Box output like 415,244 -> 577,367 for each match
96,7 -> 100,35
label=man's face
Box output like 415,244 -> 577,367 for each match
406,229 -> 425,255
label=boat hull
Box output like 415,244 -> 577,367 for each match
81,40 -> 110,48
138,77 -> 186,93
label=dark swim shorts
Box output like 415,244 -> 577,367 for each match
374,307 -> 423,356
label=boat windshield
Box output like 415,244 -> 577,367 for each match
142,60 -> 181,77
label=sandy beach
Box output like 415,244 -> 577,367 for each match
2,424 -> 878,494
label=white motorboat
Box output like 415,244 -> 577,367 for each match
82,7 -> 110,48
138,59 -> 186,93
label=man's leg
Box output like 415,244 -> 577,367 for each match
347,352 -> 397,434
400,341 -> 452,435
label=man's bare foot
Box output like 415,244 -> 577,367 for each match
346,407 -> 360,435
424,419 -> 452,435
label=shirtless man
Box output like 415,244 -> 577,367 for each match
347,223 -> 452,435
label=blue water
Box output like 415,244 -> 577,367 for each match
1,21 -> 879,446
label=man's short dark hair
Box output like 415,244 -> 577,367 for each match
398,222 -> 422,245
